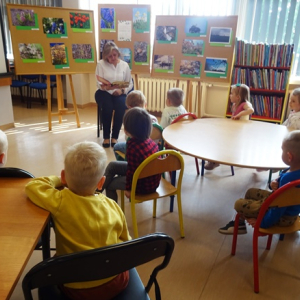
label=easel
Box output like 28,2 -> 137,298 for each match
46,74 -> 80,131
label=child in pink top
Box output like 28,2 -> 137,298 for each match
230,83 -> 254,120
205,83 -> 254,170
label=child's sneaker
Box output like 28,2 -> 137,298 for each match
204,161 -> 220,170
218,220 -> 247,235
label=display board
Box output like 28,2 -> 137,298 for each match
98,4 -> 151,74
7,4 -> 96,75
152,15 -> 238,83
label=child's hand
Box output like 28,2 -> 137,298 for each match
246,218 -> 257,227
231,115 -> 240,120
124,190 -> 131,198
270,180 -> 279,191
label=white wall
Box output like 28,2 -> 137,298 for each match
0,86 -> 14,128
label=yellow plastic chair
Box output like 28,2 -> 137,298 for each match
121,150 -> 185,238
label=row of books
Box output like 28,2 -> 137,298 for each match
232,67 -> 289,90
250,95 -> 283,119
234,38 -> 294,68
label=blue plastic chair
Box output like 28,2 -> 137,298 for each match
10,79 -> 30,103
28,75 -> 57,109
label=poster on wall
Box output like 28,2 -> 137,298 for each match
7,4 -> 96,75
98,4 -> 151,74
152,15 -> 237,82
204,57 -> 228,78
209,27 -> 232,47
10,8 -> 39,30
42,17 -> 67,38
133,7 -> 150,33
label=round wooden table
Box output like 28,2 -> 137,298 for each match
162,118 -> 289,169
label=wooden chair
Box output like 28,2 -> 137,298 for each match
22,233 -> 174,300
121,150 -> 185,238
231,179 -> 300,293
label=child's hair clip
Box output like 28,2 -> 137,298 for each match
235,83 -> 241,87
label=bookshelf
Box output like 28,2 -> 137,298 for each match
226,38 -> 294,123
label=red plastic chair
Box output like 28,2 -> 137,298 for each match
231,179 -> 300,293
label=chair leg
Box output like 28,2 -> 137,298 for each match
169,170 -> 176,212
18,87 -> 24,103
153,199 -> 157,218
97,105 -> 100,138
177,193 -> 185,238
121,191 -> 125,212
253,233 -> 260,293
266,234 -> 273,250
195,157 -> 200,175
231,214 -> 240,255
268,169 -> 272,184
201,160 -> 205,176
279,234 -> 285,241
231,166 -> 235,176
131,199 -> 139,238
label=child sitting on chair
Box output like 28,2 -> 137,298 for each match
102,107 -> 161,202
160,87 -> 187,129
25,141 -> 131,300
219,130 -> 300,235
205,83 -> 254,170
283,88 -> 300,129
114,90 -> 157,160
0,130 -> 8,166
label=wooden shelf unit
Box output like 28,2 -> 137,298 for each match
226,39 -> 294,124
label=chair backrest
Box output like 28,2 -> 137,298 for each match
133,149 -> 184,189
255,179 -> 300,228
0,167 -> 34,178
22,233 -> 174,300
171,112 -> 197,124
151,123 -> 164,150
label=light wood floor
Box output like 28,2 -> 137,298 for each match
6,99 -> 300,300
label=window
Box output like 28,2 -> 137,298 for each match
240,0 -> 300,79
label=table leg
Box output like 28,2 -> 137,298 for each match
41,221 -> 51,260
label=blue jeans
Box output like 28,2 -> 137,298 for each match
95,89 -> 127,140
102,161 -> 127,202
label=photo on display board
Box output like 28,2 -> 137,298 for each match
119,48 -> 132,69
185,17 -> 207,37
153,55 -> 174,73
134,41 -> 149,65
69,12 -> 91,32
182,39 -> 204,56
204,57 -> 228,77
50,42 -> 68,66
18,43 -> 45,62
180,60 -> 201,78
209,27 -> 232,45
11,9 -> 38,30
133,7 -> 150,33
72,44 -> 93,63
100,8 -> 115,31
42,18 -> 66,37
156,26 -> 177,43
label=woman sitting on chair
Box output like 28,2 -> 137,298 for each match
95,42 -> 133,148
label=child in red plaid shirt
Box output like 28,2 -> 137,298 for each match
101,107 -> 160,202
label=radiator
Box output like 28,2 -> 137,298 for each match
137,77 -> 201,116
